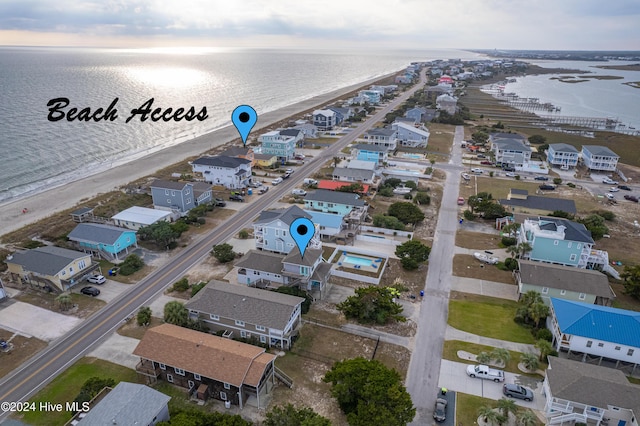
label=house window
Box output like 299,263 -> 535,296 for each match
167,374 -> 173,383
579,293 -> 586,300
256,325 -> 266,331
235,320 -> 245,327
567,242 -> 572,248
560,290 -> 566,295
175,368 -> 185,376
577,244 -> 581,249
260,335 -> 267,343
188,380 -> 195,389
171,191 -> 176,196
78,260 -> 86,269
598,343 -> 604,347
586,341 -> 592,348
210,314 -> 219,321
628,349 -> 634,356
615,346 -> 621,351
167,199 -> 171,203
194,373 -> 201,380
570,254 -> 577,261
282,231 -> 287,237
224,382 -> 231,390
554,240 -> 559,246
159,363 -> 166,370
220,392 -> 227,401
186,198 -> 191,204
165,189 -> 169,195
240,331 -> 247,338
541,287 -> 549,294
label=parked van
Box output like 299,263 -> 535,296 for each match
303,178 -> 318,186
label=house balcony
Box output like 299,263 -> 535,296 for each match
136,359 -> 159,378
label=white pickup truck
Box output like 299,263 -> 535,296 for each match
466,364 -> 505,382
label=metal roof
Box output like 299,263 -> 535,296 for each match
111,206 -> 171,225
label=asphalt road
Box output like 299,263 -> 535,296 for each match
0,70 -> 427,421
406,125 -> 465,426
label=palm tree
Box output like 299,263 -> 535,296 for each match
506,244 -> 519,259
497,397 -> 519,422
528,301 -> 550,329
56,293 -> 72,311
520,352 -> 540,372
332,156 -> 341,168
490,348 -> 511,367
163,301 -> 188,326
476,351 -> 492,364
536,339 -> 554,362
517,410 -> 538,426
517,242 -> 533,259
478,405 -> 499,425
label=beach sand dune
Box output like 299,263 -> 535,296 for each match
0,72 -> 396,239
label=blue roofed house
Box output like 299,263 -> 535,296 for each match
253,205 -> 321,254
312,109 -> 337,131
518,217 -> 613,273
190,155 -> 252,189
351,144 -> 389,166
548,298 -> 640,368
581,145 -> 620,172
547,143 -> 579,170
391,121 -> 430,148
68,223 -> 138,261
258,131 -> 297,161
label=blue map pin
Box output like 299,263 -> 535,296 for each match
231,105 -> 257,147
290,217 -> 315,259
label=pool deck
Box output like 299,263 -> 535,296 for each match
337,252 -> 384,274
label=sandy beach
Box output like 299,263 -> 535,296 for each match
0,71 -> 398,239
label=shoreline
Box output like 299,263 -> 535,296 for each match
0,70 -> 401,239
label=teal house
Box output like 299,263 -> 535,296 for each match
68,223 -> 138,261
303,189 -> 366,216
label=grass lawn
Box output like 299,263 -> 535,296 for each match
457,392 -> 545,426
16,290 -> 106,320
18,357 -> 139,426
610,283 -> 640,312
0,328 -> 48,379
453,254 -> 516,285
425,123 -> 454,156
455,230 -> 502,250
442,340 -> 544,377
448,292 -> 535,344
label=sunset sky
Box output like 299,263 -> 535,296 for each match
1,0 -> 639,50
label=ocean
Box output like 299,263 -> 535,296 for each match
499,59 -> 640,131
0,47 -> 481,205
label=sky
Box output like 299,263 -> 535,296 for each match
0,0 -> 639,50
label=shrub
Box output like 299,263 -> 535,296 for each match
496,261 -> 508,271
514,175 -> 520,180
403,193 -> 413,200
172,277 -> 190,292
413,192 -> 431,205
504,257 -> 518,271
238,229 -> 249,239
489,171 -> 494,177
536,328 -> 553,342
191,282 -> 206,297
378,186 -> 394,197
567,182 -> 576,188
74,377 -> 116,404
501,236 -> 517,246
137,307 -> 152,326
594,210 -> 615,221
211,243 -> 236,263
553,178 -> 562,185
118,254 -> 144,276
463,210 -> 476,221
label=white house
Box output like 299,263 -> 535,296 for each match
581,145 -> 620,172
312,109 -> 337,131
361,128 -> 397,151
258,131 -> 296,161
332,167 -> 376,184
547,143 -> 579,170
436,94 -> 457,115
111,206 -> 172,230
191,155 -> 252,189
391,121 -> 430,148
491,138 -> 532,168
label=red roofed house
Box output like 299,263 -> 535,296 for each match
133,324 -> 276,409
438,75 -> 454,86
317,180 -> 370,194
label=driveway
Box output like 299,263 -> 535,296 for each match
0,300 -> 81,341
76,279 -> 134,303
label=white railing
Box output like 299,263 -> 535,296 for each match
548,412 -> 587,424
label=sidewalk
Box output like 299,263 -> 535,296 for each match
445,325 -> 537,354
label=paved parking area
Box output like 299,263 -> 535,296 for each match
0,300 -> 81,341
75,279 -> 134,303
87,332 -> 140,369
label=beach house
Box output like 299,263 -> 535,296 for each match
351,144 -> 389,166
332,167 -> 376,184
312,109 -> 337,131
499,188 -> 576,216
133,324 -> 276,409
436,94 -> 457,115
491,137 -> 532,169
304,210 -> 347,239
361,128 -> 397,151
111,206 -> 172,231
258,131 -> 296,161
5,246 -> 98,292
68,223 -> 138,261
220,146 -> 255,167
391,121 -> 430,148
253,205 -> 321,254
547,143 -> 579,170
548,298 -> 640,369
542,357 -> 640,426
292,123 -> 318,139
184,280 -> 305,350
516,260 -> 615,306
278,128 -> 304,147
356,89 -> 382,104
581,145 -> 620,172
253,153 -> 278,169
191,155 -> 252,189
327,106 -> 353,125
150,180 -> 211,215
304,189 -> 366,217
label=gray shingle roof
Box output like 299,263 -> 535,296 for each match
235,250 -> 284,275
192,155 -> 251,168
304,189 -> 365,206
492,138 -> 531,152
352,144 -> 387,152
254,205 -> 311,226
549,143 -> 579,153
500,195 -> 577,214
510,188 -> 528,195
8,246 -> 88,275
282,247 -> 323,267
220,146 -> 250,157
68,223 -> 132,245
582,145 -> 619,158
365,128 -> 396,137
279,128 -> 302,137
490,132 -> 526,142
150,179 -> 190,191
548,217 -> 593,244
185,280 -> 304,331
517,260 -> 613,297
332,167 -> 374,180
77,382 -> 170,426
546,357 -> 640,415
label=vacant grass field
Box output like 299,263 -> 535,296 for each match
16,290 -> 106,320
452,254 -> 516,285
610,283 -> 640,312
449,291 -> 535,344
456,230 -> 502,250
442,340 -> 544,377
426,123 -> 455,156
18,357 -> 139,426
0,328 -> 48,379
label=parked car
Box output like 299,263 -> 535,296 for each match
476,154 -> 486,159
502,166 -> 516,172
534,176 -> 549,181
249,181 -> 263,188
292,189 -> 307,196
461,173 -> 471,181
229,194 -> 244,202
605,193 -> 615,200
433,398 -> 447,422
285,168 -> 294,174
603,177 -> 619,185
457,197 -> 465,205
87,274 -> 106,285
271,177 -> 283,185
505,172 -> 516,177
258,186 -> 269,195
609,187 -> 620,192
471,168 -> 483,174
466,364 -> 505,382
618,185 -> 632,191
624,195 -> 638,202
502,384 -> 534,401
539,184 -> 555,191
303,178 -> 318,185
81,286 -> 100,296
480,161 -> 494,165
214,198 -> 227,207
294,154 -> 305,160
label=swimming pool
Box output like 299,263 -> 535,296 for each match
343,254 -> 376,267
401,153 -> 423,159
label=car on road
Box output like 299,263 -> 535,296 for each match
609,187 -> 620,192
471,168 -> 483,174
229,194 -> 244,202
291,189 -> 307,196
624,195 -> 638,202
294,154 -> 305,160
505,172 -> 516,177
80,286 -> 100,297
539,184 -> 556,191
618,185 -> 632,191
433,398 -> 447,422
271,177 -> 283,185
87,275 -> 106,285
214,198 -> 227,207
534,176 -> 549,181
285,168 -> 294,174
282,172 -> 291,179
502,383 -> 534,401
